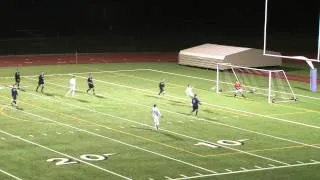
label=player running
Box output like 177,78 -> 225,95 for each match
234,81 -> 245,98
86,74 -> 95,95
14,71 -> 21,89
191,94 -> 201,116
11,84 -> 18,107
185,84 -> 194,98
65,75 -> 76,97
151,104 -> 162,131
158,79 -> 165,95
35,72 -> 45,93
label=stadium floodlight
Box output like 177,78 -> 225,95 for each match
216,63 -> 297,104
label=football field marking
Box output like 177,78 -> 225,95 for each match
0,129 -> 132,180
2,94 -> 318,158
0,95 -> 206,158
0,168 -> 23,180
0,104 -> 217,174
171,161 -> 320,180
8,77 -> 320,156
268,111 -> 310,117
20,78 -> 320,151
0,69 -> 149,79
18,81 -> 291,166
52,76 -> 320,150
71,74 -> 320,130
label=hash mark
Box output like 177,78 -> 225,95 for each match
254,166 -> 262,169
268,164 -> 275,167
195,172 -> 203,175
296,161 -> 304,164
225,169 -> 232,172
240,167 -> 247,170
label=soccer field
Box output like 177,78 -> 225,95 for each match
0,62 -> 319,180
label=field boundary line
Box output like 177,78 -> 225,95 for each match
171,161 -> 320,179
22,79 -> 291,166
0,104 -> 217,174
0,168 -> 23,180
0,128 -> 132,180
0,69 -> 148,79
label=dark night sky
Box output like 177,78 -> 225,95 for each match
0,0 -> 319,53
0,0 -> 318,36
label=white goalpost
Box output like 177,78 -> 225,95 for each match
216,63 -> 297,103
263,0 -> 320,62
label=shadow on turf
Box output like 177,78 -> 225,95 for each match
131,126 -> 184,140
16,107 -> 24,111
94,94 -> 105,99
74,98 -> 90,103
144,94 -> 160,99
178,111 -> 220,122
295,86 -> 310,91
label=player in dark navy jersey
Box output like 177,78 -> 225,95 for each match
86,74 -> 95,95
158,79 -> 165,95
14,71 -> 21,89
36,72 -> 45,93
191,94 -> 201,116
11,84 -> 18,107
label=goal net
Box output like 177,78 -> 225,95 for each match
215,63 -> 297,103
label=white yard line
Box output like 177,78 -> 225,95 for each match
9,79 -> 320,152
171,161 -> 320,179
0,105 -> 216,174
74,74 -> 320,130
0,169 -> 23,180
0,129 -> 131,180
21,80 -> 291,166
61,76 -> 320,149
269,111 -> 310,117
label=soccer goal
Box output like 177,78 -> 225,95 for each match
215,63 -> 297,103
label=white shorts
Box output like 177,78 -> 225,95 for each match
152,116 -> 160,126
235,88 -> 243,94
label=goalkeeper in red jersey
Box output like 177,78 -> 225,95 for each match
234,81 -> 245,98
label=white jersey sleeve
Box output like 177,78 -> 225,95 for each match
152,107 -> 161,117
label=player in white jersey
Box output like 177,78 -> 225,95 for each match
185,84 -> 194,98
65,75 -> 76,97
151,104 -> 162,131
